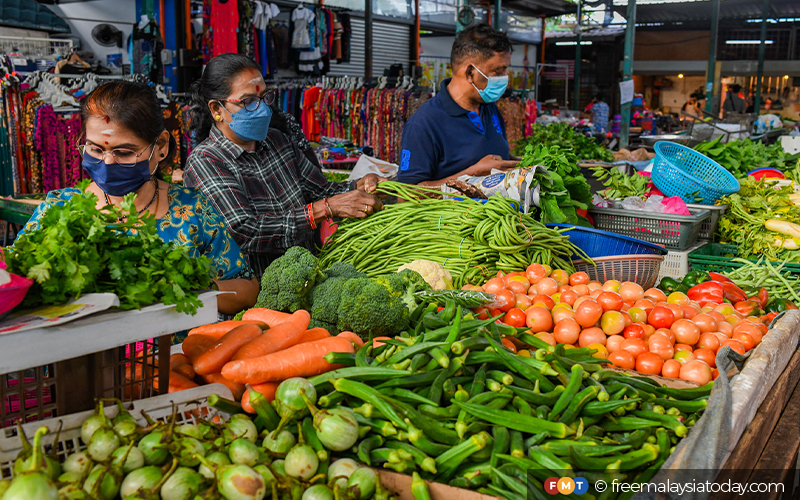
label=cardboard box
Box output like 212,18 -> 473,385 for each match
377,470 -> 501,500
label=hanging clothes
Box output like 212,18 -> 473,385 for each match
211,0 -> 239,56
291,6 -> 313,50
130,20 -> 164,83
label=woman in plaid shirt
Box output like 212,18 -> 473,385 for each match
185,54 -> 385,278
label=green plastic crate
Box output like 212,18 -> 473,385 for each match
687,243 -> 800,276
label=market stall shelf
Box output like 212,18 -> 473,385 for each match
0,292 -> 218,427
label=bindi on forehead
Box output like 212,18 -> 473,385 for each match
105,115 -> 110,124
256,85 -> 260,93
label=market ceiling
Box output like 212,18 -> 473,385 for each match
612,0 -> 800,24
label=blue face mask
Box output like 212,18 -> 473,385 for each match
82,157 -> 154,197
470,65 -> 509,104
220,101 -> 273,143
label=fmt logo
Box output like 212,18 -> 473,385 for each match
544,477 -> 589,495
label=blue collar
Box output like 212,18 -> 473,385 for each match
439,78 -> 471,117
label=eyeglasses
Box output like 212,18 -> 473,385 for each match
78,140 -> 157,167
218,90 -> 277,112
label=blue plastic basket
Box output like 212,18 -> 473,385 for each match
546,223 -> 668,258
651,141 -> 739,205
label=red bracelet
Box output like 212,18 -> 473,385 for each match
308,203 -> 317,230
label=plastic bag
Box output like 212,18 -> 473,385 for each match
642,195 -> 665,213
621,196 -> 646,211
662,196 -> 691,215
592,193 -> 612,208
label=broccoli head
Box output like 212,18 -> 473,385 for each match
324,262 -> 367,280
338,278 -> 409,340
374,270 -> 432,312
256,246 -> 324,312
310,276 -> 348,326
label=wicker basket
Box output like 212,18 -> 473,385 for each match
573,254 -> 665,290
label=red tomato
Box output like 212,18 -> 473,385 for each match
635,352 -> 664,375
733,332 -> 755,351
680,360 -> 712,385
621,338 -> 648,359
551,269 -> 570,287
692,313 -> 718,333
552,307 -> 575,324
619,282 -> 645,303
633,299 -> 656,312
621,311 -> 632,327
667,303 -> 685,321
623,324 -> 645,340
661,359 -> 682,378
553,319 -> 581,344
494,290 -> 516,312
514,294 -> 533,311
528,294 -> 555,310
574,300 -> 604,328
653,328 -> 676,344
721,339 -> 746,355
504,308 -> 527,328
644,288 -> 667,303
525,307 -> 553,332
474,307 -> 490,320
608,350 -> 636,370
717,321 -> 733,337
711,368 -> 720,380
559,289 -> 579,307
534,332 -> 556,346
627,307 -> 647,324
506,280 -> 529,295
693,348 -> 716,367
569,272 -> 590,286
671,319 -> 701,345
600,311 -> 626,335
572,284 -> 590,297
648,306 -> 675,329
483,278 -> 506,295
558,285 -> 572,294
525,263 -> 547,285
536,278 -> 559,296
648,337 -> 675,361
597,291 -> 624,312
697,332 -> 720,352
606,335 -> 625,353
579,327 -> 607,347
682,305 -> 699,320
642,323 -> 656,340
674,343 -> 694,353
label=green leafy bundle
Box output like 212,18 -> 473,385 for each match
513,123 -> 614,162
590,166 -> 649,200
694,137 -> 800,180
717,178 -> 800,261
7,185 -> 212,314
518,144 -> 593,225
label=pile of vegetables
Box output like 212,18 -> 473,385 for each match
590,167 -> 649,201
319,182 -> 590,287
517,145 -> 593,225
1,398 -> 397,500
694,137 -> 800,180
233,247 -> 435,339
7,183 -> 212,314
716,178 -> 800,261
513,123 -> 614,162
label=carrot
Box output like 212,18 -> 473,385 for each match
202,373 -> 246,401
222,336 -> 355,384
169,372 -> 199,393
182,334 -> 218,357
174,363 -> 196,379
231,310 -> 311,361
337,331 -> 365,349
170,353 -> 191,370
240,382 -> 280,413
188,320 -> 267,338
194,324 -> 263,376
297,327 -> 332,344
373,336 -> 392,348
242,308 -> 293,327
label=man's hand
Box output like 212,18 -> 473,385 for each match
328,190 -> 384,219
465,155 -> 519,177
356,173 -> 388,194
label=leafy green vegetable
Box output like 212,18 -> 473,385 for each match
513,123 -> 614,162
323,171 -> 351,183
694,137 -> 800,180
8,183 -> 212,314
590,167 -> 649,200
518,144 -> 593,225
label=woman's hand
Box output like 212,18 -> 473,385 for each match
357,174 -> 388,194
328,189 -> 383,219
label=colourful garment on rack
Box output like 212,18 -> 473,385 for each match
202,0 -> 213,64
211,0 -> 239,56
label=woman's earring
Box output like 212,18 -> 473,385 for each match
160,154 -> 165,157
214,115 -> 222,122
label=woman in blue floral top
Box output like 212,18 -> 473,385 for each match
18,81 -> 259,315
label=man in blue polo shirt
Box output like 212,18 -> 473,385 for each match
399,24 -> 519,186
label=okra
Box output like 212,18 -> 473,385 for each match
386,441 -> 437,474
559,386 -> 600,425
479,485 -> 525,500
426,368 -> 449,407
528,446 -> 574,477
357,434 -> 384,465
600,416 -> 661,432
630,410 -> 688,437
584,377 -> 610,402
535,405 -> 550,420
309,367 -> 408,387
571,443 -> 660,471
484,335 -> 557,391
352,413 -> 397,437
449,477 -> 471,489
423,313 -> 449,330
355,342 -> 372,368
512,397 -> 532,416
324,352 -> 356,366
515,332 -> 557,353
208,394 -> 243,415
470,364 -> 488,398
490,427 -> 510,468
609,428 -> 652,449
435,431 -> 490,472
524,433 -> 548,449
385,459 -> 417,474
549,364 -> 584,421
381,388 -> 438,407
424,316 -> 501,342
428,346 -> 451,369
410,353 -> 431,372
245,387 -> 279,431
471,433 -> 495,462
509,430 -> 524,458
406,421 -> 450,457
331,378 -> 408,430
451,336 -> 491,356
369,448 -> 396,464
385,397 -> 460,445
410,301 -> 427,323
649,397 -> 708,413
542,441 -> 632,457
379,341 -> 448,368
659,382 -> 713,400
302,417 -> 328,463
581,398 -> 640,417
509,385 -> 565,406
491,467 -> 527,497
442,379 -> 456,402
419,404 -> 460,420
453,401 -> 573,439
318,391 -> 346,408
375,370 -> 440,389
488,370 -> 515,386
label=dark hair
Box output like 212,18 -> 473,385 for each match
595,92 -> 605,102
730,84 -> 742,93
81,81 -> 176,172
190,53 -> 262,143
450,24 -> 512,69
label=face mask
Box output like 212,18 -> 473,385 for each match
470,65 -> 509,104
219,102 -> 272,142
82,156 -> 155,197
